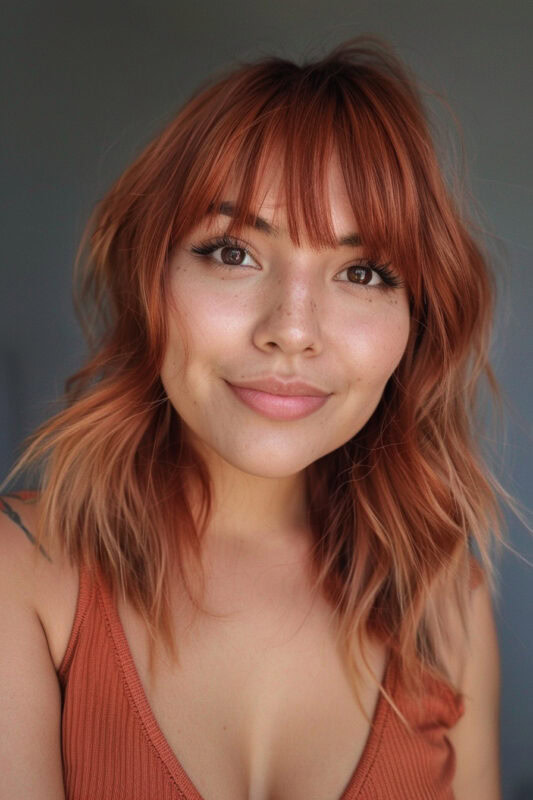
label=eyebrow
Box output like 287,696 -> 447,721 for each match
206,201 -> 362,247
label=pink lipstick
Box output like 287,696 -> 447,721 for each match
226,382 -> 330,421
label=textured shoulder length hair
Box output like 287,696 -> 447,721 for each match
4,34 -> 516,729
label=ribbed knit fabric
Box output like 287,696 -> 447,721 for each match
58,561 -> 468,800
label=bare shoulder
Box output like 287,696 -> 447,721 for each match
446,560 -> 502,800
0,491 -> 53,601
0,491 -> 75,797
0,491 -> 79,671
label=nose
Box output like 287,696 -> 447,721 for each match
251,264 -> 323,356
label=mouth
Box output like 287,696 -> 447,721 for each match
225,381 -> 330,421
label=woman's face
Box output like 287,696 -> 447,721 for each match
161,157 -> 411,479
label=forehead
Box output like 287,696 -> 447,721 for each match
206,150 -> 362,247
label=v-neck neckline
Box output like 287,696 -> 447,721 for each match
95,563 -> 395,800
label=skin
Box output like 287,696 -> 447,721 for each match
0,495 -> 51,561
160,153 -> 411,553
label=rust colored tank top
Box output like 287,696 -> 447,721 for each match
58,561 -> 467,799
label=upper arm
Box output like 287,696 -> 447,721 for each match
0,495 -> 66,800
447,570 -> 502,800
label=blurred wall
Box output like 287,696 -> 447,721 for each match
1,1 -> 531,797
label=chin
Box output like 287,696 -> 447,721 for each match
213,443 -> 321,480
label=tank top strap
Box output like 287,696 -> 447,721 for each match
57,558 -> 97,682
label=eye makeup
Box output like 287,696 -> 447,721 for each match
190,233 -> 405,290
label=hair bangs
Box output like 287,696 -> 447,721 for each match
169,60 -> 426,309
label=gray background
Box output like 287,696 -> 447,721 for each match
1,1 -> 531,797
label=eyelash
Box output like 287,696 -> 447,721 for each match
189,233 -> 404,290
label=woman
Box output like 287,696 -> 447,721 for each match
0,35 -> 504,799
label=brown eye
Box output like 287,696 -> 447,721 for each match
347,266 -> 373,285
220,246 -> 247,265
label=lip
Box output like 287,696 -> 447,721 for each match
227,376 -> 330,397
226,381 -> 331,421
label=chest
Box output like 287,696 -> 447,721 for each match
115,551 -> 388,800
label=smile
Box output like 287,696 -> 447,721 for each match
225,381 -> 330,421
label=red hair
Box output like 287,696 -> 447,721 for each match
4,34 -> 515,729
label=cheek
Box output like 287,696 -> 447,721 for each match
337,299 -> 410,384
169,270 -> 245,334
160,277 -> 240,388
